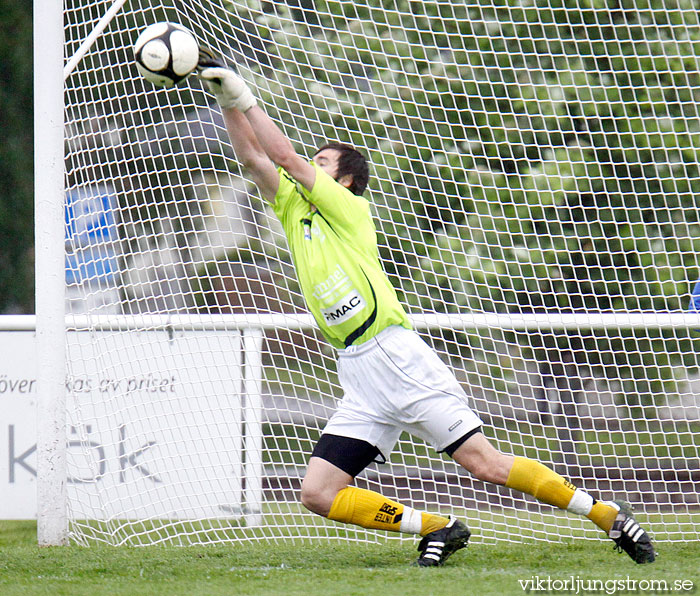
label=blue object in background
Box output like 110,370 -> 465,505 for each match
65,247 -> 117,285
689,280 -> 700,313
65,187 -> 117,285
65,187 -> 117,245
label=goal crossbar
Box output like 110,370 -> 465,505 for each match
6,313 -> 700,332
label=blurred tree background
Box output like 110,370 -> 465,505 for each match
20,0 -> 700,417
0,1 -> 34,313
208,0 -> 700,415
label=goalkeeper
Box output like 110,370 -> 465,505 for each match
198,55 -> 655,566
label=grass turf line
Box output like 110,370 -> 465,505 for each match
1,521 -> 698,596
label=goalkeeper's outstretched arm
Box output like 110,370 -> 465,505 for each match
199,61 -> 316,200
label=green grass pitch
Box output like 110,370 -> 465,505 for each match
1,520 -> 698,596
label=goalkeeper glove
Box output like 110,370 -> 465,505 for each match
198,49 -> 257,112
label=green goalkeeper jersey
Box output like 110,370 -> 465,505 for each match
272,163 -> 410,349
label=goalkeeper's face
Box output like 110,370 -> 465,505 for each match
314,148 -> 343,181
313,143 -> 370,196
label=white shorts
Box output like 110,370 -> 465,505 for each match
324,325 -> 483,460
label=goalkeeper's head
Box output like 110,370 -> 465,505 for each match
314,143 -> 369,196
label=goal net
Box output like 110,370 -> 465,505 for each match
55,0 -> 700,546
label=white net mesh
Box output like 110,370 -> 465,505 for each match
62,0 -> 700,545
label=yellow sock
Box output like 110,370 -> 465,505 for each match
420,512 -> 449,536
587,501 -> 619,534
505,456 -> 577,509
327,487 -> 448,535
328,487 -> 405,532
505,456 -> 617,533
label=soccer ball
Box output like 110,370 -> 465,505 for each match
134,22 -> 200,88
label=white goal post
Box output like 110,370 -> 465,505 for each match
34,0 -> 700,546
34,0 -> 67,546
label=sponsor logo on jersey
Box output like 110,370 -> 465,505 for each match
312,265 -> 350,301
320,290 -> 366,326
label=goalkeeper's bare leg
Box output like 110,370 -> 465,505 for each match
301,453 -> 455,537
301,438 -> 471,567
451,433 -> 655,564
301,432 -> 654,565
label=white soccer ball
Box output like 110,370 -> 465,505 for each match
134,22 -> 199,88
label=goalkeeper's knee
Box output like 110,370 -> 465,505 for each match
300,481 -> 342,517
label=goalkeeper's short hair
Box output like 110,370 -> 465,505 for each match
315,142 -> 369,196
